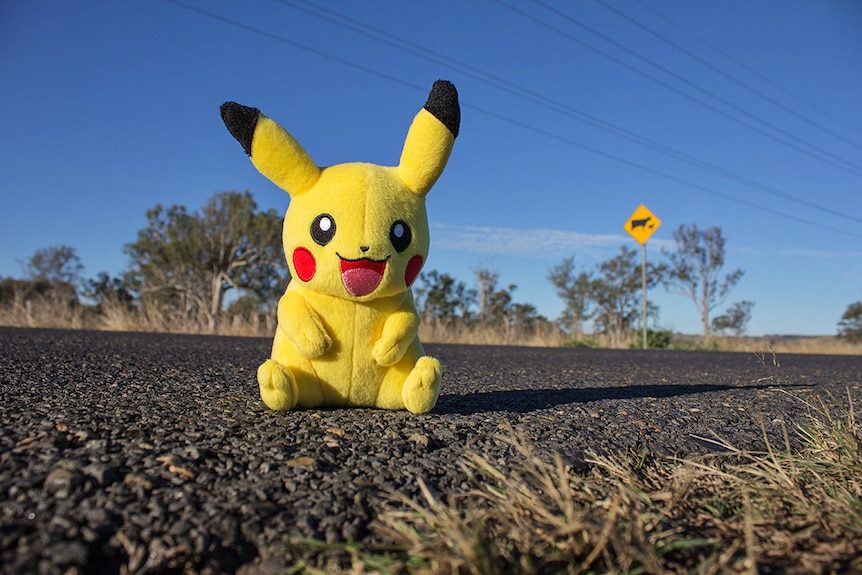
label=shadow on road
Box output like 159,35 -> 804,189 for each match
434,382 -> 794,415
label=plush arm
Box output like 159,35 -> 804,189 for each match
372,307 -> 420,367
277,291 -> 331,359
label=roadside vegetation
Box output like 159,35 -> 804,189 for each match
4,192 -> 861,572
2,191 -> 861,354
283,391 -> 862,574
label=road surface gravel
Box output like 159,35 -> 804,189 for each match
1,327 -> 860,573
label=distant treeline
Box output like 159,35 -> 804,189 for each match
3,190 -> 859,345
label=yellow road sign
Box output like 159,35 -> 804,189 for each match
625,204 -> 661,245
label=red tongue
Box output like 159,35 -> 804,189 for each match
340,258 -> 386,297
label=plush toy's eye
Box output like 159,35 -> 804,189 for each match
389,220 -> 412,253
311,214 -> 336,246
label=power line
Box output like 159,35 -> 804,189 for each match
495,0 -> 862,176
526,0 -> 862,171
161,0 -> 428,95
591,0 -> 862,152
162,0 -> 862,241
463,102 -> 862,241
277,0 -> 862,227
631,0 -> 862,138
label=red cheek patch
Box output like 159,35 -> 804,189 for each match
405,255 -> 423,288
292,248 -> 316,282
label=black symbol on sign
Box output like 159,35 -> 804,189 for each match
630,217 -> 654,231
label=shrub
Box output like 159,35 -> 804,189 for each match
647,329 -> 672,349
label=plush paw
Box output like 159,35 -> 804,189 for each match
289,326 -> 332,359
402,356 -> 441,414
257,359 -> 298,410
373,311 -> 418,367
372,337 -> 406,367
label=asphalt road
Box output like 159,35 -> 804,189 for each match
1,327 -> 860,573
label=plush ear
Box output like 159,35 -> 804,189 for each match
397,80 -> 460,196
221,102 -> 320,197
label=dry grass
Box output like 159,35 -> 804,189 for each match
366,390 -> 862,574
673,334 -> 862,356
0,293 -> 88,330
420,325 -> 862,356
418,321 -> 568,348
732,336 -> 861,356
0,296 -> 275,337
3,296 -> 860,356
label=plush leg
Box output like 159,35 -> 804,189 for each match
257,359 -> 298,410
401,356 -> 441,414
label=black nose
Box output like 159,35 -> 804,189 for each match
360,246 -> 369,252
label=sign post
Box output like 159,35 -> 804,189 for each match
624,204 -> 661,349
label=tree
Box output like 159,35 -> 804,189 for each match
508,302 -> 547,336
24,245 -> 83,288
547,256 -> 593,338
22,245 -> 84,307
473,265 -> 499,327
663,224 -> 743,343
590,246 -> 663,348
837,301 -> 862,343
125,203 -> 203,324
84,272 -> 135,311
125,191 -> 285,332
473,265 -> 517,328
197,191 -> 286,329
712,300 -> 755,337
414,270 -> 476,326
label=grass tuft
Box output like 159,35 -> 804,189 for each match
372,392 -> 862,574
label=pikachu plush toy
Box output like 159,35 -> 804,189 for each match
220,81 -> 459,414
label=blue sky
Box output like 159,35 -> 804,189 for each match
2,0 -> 861,336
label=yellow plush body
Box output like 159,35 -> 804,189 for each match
221,81 -> 459,413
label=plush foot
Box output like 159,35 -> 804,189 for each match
257,359 -> 298,410
402,356 -> 441,414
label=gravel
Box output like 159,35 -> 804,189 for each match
1,327 -> 859,573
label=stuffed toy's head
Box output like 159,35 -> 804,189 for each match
221,81 -> 459,302
220,81 -> 459,413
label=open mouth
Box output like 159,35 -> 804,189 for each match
339,256 -> 387,297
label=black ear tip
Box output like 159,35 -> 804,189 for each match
430,80 -> 457,99
220,101 -> 259,156
424,80 -> 460,138
219,102 -> 232,120
220,101 -> 256,126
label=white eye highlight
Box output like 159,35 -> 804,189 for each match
389,220 -> 412,253
311,213 -> 336,246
